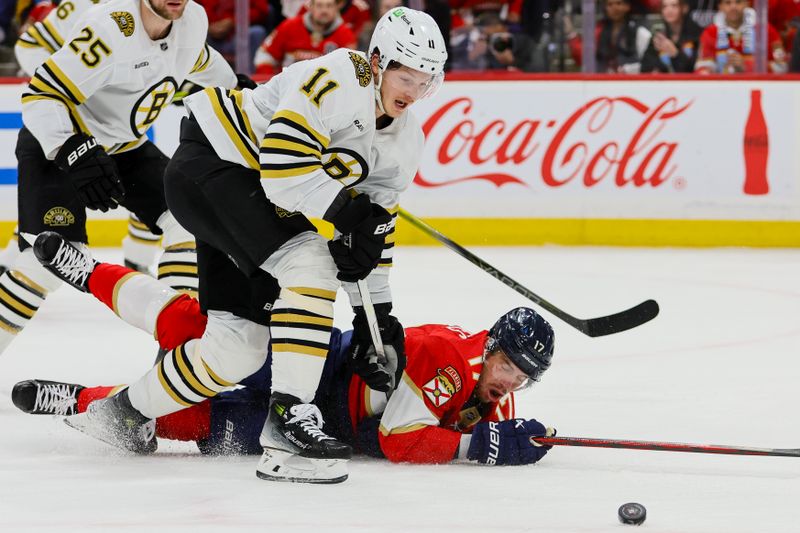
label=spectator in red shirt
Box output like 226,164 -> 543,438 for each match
197,0 -> 271,72
254,0 -> 357,75
695,0 -> 787,73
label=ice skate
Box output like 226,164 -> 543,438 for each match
64,389 -> 157,454
12,379 -> 84,416
33,231 -> 97,292
256,393 -> 351,484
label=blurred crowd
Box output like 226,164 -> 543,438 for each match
2,0 -> 800,75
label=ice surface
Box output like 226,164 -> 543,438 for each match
1,246 -> 798,532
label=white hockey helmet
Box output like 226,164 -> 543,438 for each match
368,7 -> 447,100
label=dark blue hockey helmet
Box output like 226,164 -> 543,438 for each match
486,307 -> 554,386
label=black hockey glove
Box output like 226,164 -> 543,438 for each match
327,194 -> 392,282
349,303 -> 406,393
55,133 -> 124,212
235,73 -> 258,90
467,419 -> 556,466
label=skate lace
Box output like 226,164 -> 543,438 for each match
33,383 -> 78,416
52,241 -> 93,286
288,404 -> 332,441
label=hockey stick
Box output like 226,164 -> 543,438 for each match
356,279 -> 386,361
397,208 -> 659,337
532,435 -> 800,458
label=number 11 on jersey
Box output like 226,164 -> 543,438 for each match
300,68 -> 339,108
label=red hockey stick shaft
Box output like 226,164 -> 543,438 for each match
532,436 -> 800,457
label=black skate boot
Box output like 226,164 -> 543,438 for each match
64,389 -> 157,454
33,231 -> 97,292
12,379 -> 84,416
256,392 -> 352,484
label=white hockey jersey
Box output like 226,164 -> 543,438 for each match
21,0 -> 237,158
184,48 -> 424,304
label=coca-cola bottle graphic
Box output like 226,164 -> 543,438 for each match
742,89 -> 769,195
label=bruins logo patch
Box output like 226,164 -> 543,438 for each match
275,206 -> 300,218
43,207 -> 75,227
111,11 -> 135,37
348,52 -> 372,88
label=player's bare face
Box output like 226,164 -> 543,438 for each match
147,0 -> 188,21
379,66 -> 435,118
476,351 -> 530,403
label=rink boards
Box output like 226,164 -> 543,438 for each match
0,74 -> 799,246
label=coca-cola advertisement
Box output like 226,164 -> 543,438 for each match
405,81 -> 798,220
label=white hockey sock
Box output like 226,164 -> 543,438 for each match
121,214 -> 161,271
269,288 -> 335,403
156,211 -> 197,297
110,271 -> 180,337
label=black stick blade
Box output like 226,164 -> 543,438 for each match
581,299 -> 660,337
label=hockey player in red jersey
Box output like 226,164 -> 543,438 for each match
17,232 -> 556,467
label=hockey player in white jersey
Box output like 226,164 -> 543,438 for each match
0,0 -> 242,356
60,7 -> 447,484
6,0 -> 180,280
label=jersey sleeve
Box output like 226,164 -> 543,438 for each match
257,58 -> 362,218
21,15 -> 117,157
377,336 -> 471,463
185,41 -> 237,89
15,9 -> 67,76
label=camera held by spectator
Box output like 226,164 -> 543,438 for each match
489,32 -> 514,53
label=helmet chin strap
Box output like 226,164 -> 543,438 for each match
142,0 -> 170,21
374,68 -> 386,115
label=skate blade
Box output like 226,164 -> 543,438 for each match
256,447 -> 348,484
64,413 -> 157,454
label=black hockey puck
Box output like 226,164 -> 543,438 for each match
618,502 -> 647,525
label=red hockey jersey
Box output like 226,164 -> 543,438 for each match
348,324 -> 515,464
254,13 -> 356,74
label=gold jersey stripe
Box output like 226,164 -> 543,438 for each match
271,342 -> 328,358
0,316 -> 21,334
379,422 -> 427,437
202,360 -> 235,388
163,241 -> 196,252
0,287 -> 36,318
157,264 -> 198,276
25,25 -> 56,53
260,137 -> 321,159
128,217 -> 150,231
206,88 -> 258,169
231,90 -> 257,143
401,371 -> 425,402
41,19 -> 64,47
270,109 -> 330,149
43,58 -> 86,104
190,43 -> 211,73
174,345 -> 217,398
22,88 -> 91,135
260,162 -> 322,179
10,270 -> 48,297
270,312 -> 334,327
157,363 -> 194,407
290,286 -> 336,301
111,272 -> 141,316
16,38 -> 41,48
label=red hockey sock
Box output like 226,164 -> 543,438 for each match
87,263 -> 139,312
76,385 -> 121,413
155,401 -> 211,442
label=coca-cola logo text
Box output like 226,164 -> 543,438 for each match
417,96 -> 692,189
